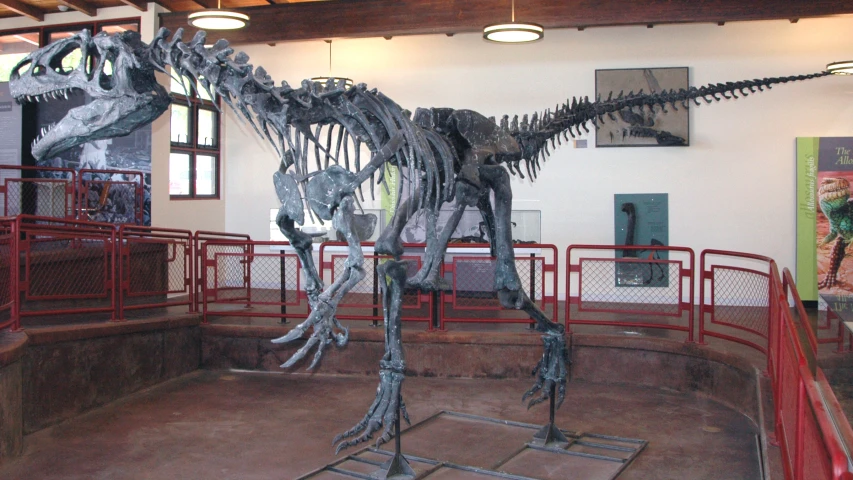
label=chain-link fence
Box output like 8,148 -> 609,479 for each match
78,169 -> 145,225
201,241 -> 308,324
566,245 -> 695,340
439,244 -> 558,329
194,231 -> 251,312
0,165 -> 76,219
118,226 -> 192,317
699,250 -> 773,352
15,215 -> 117,325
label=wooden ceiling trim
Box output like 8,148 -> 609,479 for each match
119,0 -> 146,12
0,0 -> 44,21
190,0 -> 219,9
57,0 -> 96,16
158,0 -> 853,45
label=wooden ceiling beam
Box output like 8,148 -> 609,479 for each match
159,0 -> 853,45
119,0 -> 147,12
190,0 -> 219,9
57,0 -> 97,17
0,0 -> 44,21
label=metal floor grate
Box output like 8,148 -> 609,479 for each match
298,411 -> 647,480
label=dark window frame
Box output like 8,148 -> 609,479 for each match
169,81 -> 221,200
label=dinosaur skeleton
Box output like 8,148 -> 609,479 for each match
8,28 -> 831,454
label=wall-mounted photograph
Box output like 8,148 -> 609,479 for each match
595,67 -> 689,147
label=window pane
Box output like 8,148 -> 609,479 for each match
170,74 -> 192,95
197,109 -> 217,147
170,104 -> 190,144
0,33 -> 37,82
195,155 -> 217,196
197,78 -> 213,101
169,153 -> 191,196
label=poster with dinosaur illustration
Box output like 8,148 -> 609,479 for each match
614,193 -> 669,288
34,89 -> 152,225
595,67 -> 689,147
798,137 -> 853,309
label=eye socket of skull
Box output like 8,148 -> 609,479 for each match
86,48 -> 100,79
99,50 -> 117,90
48,42 -> 83,75
10,59 -> 31,80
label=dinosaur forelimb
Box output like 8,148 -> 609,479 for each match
819,237 -> 848,289
272,194 -> 364,369
334,260 -> 411,454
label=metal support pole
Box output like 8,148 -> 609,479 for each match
279,254 -> 288,324
528,252 -> 535,330
372,256 -> 380,327
376,393 -> 415,479
532,383 -> 569,448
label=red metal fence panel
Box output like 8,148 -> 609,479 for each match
319,242 -> 432,327
77,169 -> 145,225
771,266 -> 853,480
440,243 -> 558,329
565,244 -> 694,341
0,165 -> 76,219
202,240 -> 308,324
14,215 -> 117,324
0,218 -> 15,331
118,225 -> 192,318
194,231 -> 251,312
699,250 -> 774,354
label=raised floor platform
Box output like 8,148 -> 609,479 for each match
0,370 -> 761,479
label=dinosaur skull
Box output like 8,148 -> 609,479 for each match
8,29 -> 170,160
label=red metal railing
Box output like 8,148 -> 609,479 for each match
318,241 -> 433,327
440,243 -> 558,330
699,250 -> 774,354
771,265 -> 853,480
14,215 -> 117,323
193,231 -> 251,313
0,221 -> 849,478
201,240 -> 308,324
117,225 -> 193,318
77,169 -> 145,225
0,165 -> 76,219
565,244 -> 695,341
0,217 -> 16,331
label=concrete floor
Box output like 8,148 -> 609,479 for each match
0,370 -> 761,480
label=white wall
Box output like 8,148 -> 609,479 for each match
220,17 -> 853,292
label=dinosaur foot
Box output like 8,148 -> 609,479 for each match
271,299 -> 348,369
333,363 -> 410,454
522,331 -> 570,410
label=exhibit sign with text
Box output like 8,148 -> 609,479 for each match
614,193 -> 669,287
796,136 -> 853,309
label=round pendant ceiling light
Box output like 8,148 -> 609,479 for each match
311,40 -> 354,89
188,0 -> 249,30
827,61 -> 853,75
483,0 -> 544,44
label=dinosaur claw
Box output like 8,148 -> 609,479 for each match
271,328 -> 303,344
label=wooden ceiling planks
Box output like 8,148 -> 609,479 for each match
158,0 -> 853,45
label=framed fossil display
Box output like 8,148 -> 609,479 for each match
595,67 -> 689,147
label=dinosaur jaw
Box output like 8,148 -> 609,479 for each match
21,92 -> 169,161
